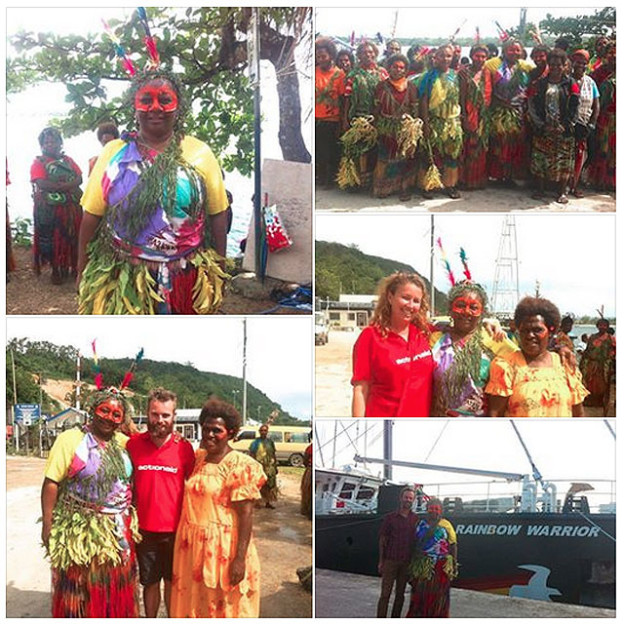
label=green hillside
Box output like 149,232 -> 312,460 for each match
315,240 -> 448,313
6,339 -> 306,425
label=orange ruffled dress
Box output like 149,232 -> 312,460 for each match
485,351 -> 589,417
170,450 -> 266,618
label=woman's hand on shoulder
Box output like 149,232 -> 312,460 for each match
482,318 -> 504,341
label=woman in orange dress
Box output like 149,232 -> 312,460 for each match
486,296 -> 588,417
170,398 -> 265,618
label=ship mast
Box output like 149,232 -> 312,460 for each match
429,215 -> 435,316
491,215 -> 520,318
383,421 -> 393,481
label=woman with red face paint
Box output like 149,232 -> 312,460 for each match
170,398 -> 266,617
407,497 -> 458,617
77,70 -> 229,314
41,387 -> 140,617
486,296 -> 588,417
352,272 -> 434,417
430,281 -> 517,417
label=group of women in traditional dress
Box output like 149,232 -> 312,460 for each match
42,391 -> 266,618
351,271 -> 591,418
315,35 -> 616,202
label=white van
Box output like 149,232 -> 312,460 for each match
232,425 -> 311,466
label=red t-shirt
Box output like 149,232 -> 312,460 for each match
352,324 -> 433,417
315,65 -> 346,121
30,154 -> 81,182
127,431 -> 195,532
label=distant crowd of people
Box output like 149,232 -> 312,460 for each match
315,35 -> 616,203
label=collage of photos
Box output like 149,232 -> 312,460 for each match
2,4 -> 617,623
5,7 -> 313,620
314,5 -> 616,621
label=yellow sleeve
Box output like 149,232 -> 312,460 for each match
115,431 -> 129,449
481,328 -> 519,359
440,518 -> 457,544
485,356 -> 514,397
181,136 -> 228,215
44,429 -> 84,483
81,139 -> 126,217
228,453 -> 266,502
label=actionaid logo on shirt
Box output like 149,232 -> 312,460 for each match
395,350 -> 431,365
137,464 -> 179,473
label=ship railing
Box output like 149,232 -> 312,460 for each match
414,478 -> 615,515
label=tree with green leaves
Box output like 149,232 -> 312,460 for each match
7,7 -> 312,174
505,8 -> 615,50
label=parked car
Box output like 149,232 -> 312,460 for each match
232,424 -> 311,466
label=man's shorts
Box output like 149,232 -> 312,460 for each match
136,530 -> 176,585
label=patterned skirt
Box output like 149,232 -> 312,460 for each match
530,132 -> 575,182
407,558 -> 452,618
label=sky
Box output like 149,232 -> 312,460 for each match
4,7 -> 312,256
315,6 -> 609,42
314,419 -> 616,508
6,316 -> 313,420
315,213 -> 616,318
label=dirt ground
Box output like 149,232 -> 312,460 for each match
315,184 -> 616,213
315,329 -> 612,417
5,456 -> 312,618
6,246 -> 306,316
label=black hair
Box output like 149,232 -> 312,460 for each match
96,121 -> 120,142
199,397 -> 242,436
38,127 -> 62,148
547,48 -> 568,65
315,37 -> 337,61
514,296 -> 561,332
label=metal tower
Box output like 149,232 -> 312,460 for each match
490,216 -> 520,318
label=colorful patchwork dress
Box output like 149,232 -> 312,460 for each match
407,518 -> 457,618
170,450 -> 265,618
45,428 -> 140,617
485,351 -> 588,417
79,133 -> 229,314
430,331 -> 493,417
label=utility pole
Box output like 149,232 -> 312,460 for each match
242,319 -> 248,425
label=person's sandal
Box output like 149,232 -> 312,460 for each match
447,187 -> 460,199
556,194 -> 569,204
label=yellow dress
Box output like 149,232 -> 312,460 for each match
170,450 -> 266,618
485,351 -> 589,417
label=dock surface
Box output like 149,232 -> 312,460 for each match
315,569 -> 615,618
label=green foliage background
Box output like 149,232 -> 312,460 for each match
315,240 -> 448,313
6,338 -> 307,425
